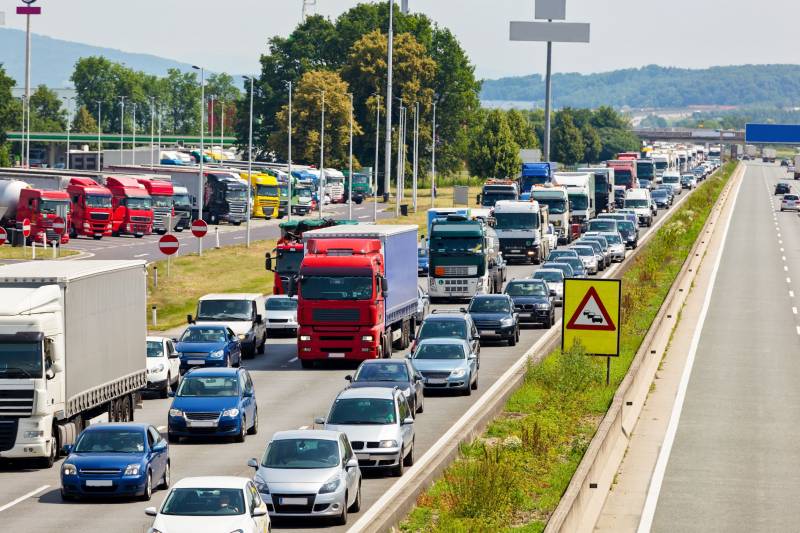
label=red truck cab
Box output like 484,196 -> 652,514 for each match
104,176 -> 153,238
607,160 -> 639,190
135,178 -> 174,234
66,177 -> 113,239
16,188 -> 71,245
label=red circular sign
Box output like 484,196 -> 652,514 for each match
52,216 -> 66,236
21,219 -> 31,238
191,219 -> 208,238
158,234 -> 180,256
0,227 -> 6,246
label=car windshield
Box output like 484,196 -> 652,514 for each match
533,271 -> 563,283
785,195 -> 799,201
151,195 -> 172,208
0,341 -> 43,379
494,212 -> 539,230
85,194 -> 112,208
663,176 -> 679,184
430,236 -> 483,254
327,398 -> 396,425
544,263 -> 573,276
469,298 -> 511,313
257,185 -> 279,197
266,298 -> 297,310
124,197 -> 152,210
180,328 -> 228,343
354,362 -> 409,382
262,438 -> 340,469
74,429 -> 145,453
549,251 -> 577,260
506,282 -> 548,296
624,199 -> 649,208
637,163 -> 655,178
146,341 -> 163,358
535,198 -> 566,214
276,249 -> 303,274
301,276 -> 372,300
418,320 -> 467,340
161,488 -> 245,516
572,247 -> 593,257
177,376 -> 239,397
588,220 -> 615,232
652,191 -> 667,199
615,171 -> 633,187
414,343 -> 466,360
603,234 -> 623,244
618,221 -> 635,232
297,188 -> 313,198
568,194 -> 589,210
196,300 -> 252,321
562,258 -> 584,271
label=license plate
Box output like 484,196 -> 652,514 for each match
427,378 -> 447,385
188,420 -> 216,428
188,359 -> 205,365
85,480 -> 113,487
328,353 -> 345,358
510,249 -> 521,253
356,453 -> 370,460
480,330 -> 495,335
280,497 -> 308,506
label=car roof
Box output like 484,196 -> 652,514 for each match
417,337 -> 469,346
534,268 -> 563,275
471,293 -> 509,299
336,387 -> 397,400
508,277 -> 546,283
173,476 -> 251,489
185,324 -> 228,330
83,422 -> 149,432
360,358 -> 408,365
199,293 -> 260,301
185,367 -> 241,377
272,429 -> 341,441
424,313 -> 469,321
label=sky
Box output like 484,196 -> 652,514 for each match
1,0 -> 799,79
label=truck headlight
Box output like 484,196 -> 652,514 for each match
379,440 -> 398,448
450,368 -> 467,378
169,409 -> 183,418
209,349 -> 225,359
24,430 -> 44,439
124,463 -> 141,476
299,335 -> 311,342
62,463 -> 77,476
222,408 -> 240,418
319,475 -> 341,494
361,335 -> 374,342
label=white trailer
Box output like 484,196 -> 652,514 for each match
552,172 -> 595,223
0,260 -> 147,467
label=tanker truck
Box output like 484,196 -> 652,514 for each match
0,179 -> 71,245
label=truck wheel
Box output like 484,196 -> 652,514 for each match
37,433 -> 57,468
93,235 -> 102,240
120,396 -> 131,422
134,234 -> 144,239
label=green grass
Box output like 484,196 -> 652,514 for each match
0,245 -> 79,260
400,161 -> 738,533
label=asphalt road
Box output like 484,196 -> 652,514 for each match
0,181 -> 699,532
651,162 -> 800,531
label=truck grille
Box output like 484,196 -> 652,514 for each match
0,419 -> 18,451
152,207 -> 171,228
437,265 -> 477,277
269,318 -> 289,323
229,202 -> 247,215
184,412 -> 220,421
131,216 -> 150,223
501,238 -> 530,248
0,389 -> 34,416
312,308 -> 359,322
90,212 -> 110,221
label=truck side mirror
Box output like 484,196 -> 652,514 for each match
380,276 -> 388,294
52,360 -> 64,374
255,314 -> 263,324
265,252 -> 273,272
187,314 -> 194,324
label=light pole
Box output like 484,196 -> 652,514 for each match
348,92 -> 354,220
431,101 -> 437,207
118,96 -> 126,164
157,105 -> 162,158
318,90 -> 325,220
220,101 -> 225,153
287,81 -> 293,222
412,101 -> 419,212
149,97 -> 155,169
384,0 -> 395,198
209,95 -> 216,157
132,103 -> 137,165
373,94 -> 381,222
192,65 -> 206,226
395,103 -> 404,217
243,76 -> 255,248
63,96 -> 73,169
96,101 -> 102,171
20,95 -> 26,167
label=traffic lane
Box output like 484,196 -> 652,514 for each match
652,163 -> 800,531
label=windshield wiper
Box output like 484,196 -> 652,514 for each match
0,367 -> 33,378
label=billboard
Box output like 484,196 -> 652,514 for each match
745,123 -> 800,144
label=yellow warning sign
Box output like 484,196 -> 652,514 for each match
562,278 -> 621,356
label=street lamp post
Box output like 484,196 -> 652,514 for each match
318,90 -> 325,220
384,0 -> 395,199
20,95 -> 26,167
209,95 -> 216,157
244,76 -> 255,248
412,101 -> 419,212
63,96 -> 73,170
348,93 -> 354,220
220,101 -> 225,152
192,66 -> 206,228
395,104 -> 404,217
118,96 -> 126,164
431,101 -> 437,207
287,81 -> 293,222
373,94 -> 380,222
149,97 -> 155,169
96,101 -> 102,171
132,103 -> 137,165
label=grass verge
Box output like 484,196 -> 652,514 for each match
400,161 -> 738,533
0,245 -> 79,260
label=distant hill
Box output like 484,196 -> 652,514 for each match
0,27 -> 197,88
481,64 -> 800,109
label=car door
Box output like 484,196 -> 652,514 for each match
397,396 -> 413,454
243,370 -> 257,422
468,320 -> 480,356
237,371 -> 253,425
165,339 -> 180,383
340,435 -> 358,501
146,426 -> 165,479
246,481 -> 269,531
227,328 -> 241,365
407,360 -> 423,404
252,300 -> 265,344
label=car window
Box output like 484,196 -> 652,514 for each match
166,340 -> 175,354
507,281 -> 549,296
147,340 -> 164,358
148,426 -> 161,446
469,298 -> 511,313
239,372 -> 248,393
177,376 -> 239,397
247,482 -> 260,512
161,488 -> 245,516
340,435 -> 352,462
245,371 -> 254,393
354,362 -> 409,382
266,298 -> 298,310
418,319 -> 467,340
398,397 -> 409,422
74,429 -> 145,453
227,328 -> 236,339
263,438 -> 340,468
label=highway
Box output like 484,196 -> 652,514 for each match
648,162 -> 800,531
0,184 -> 700,533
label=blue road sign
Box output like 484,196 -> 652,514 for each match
745,123 -> 800,144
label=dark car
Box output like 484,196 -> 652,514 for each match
775,183 -> 791,195
542,261 -> 575,278
60,423 -> 169,501
639,179 -> 652,190
468,294 -> 520,346
651,188 -> 671,209
617,220 -> 639,249
175,325 -> 242,374
504,279 -> 555,328
417,246 -> 428,276
346,359 -> 424,415
413,311 -> 480,357
656,184 -> 675,203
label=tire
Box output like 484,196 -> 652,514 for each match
403,442 -> 415,467
93,235 -> 102,240
134,234 -> 144,239
335,493 -> 349,525
232,221 -> 242,226
300,359 -> 314,369
160,375 -> 170,399
508,331 -> 517,347
392,453 -> 405,477
120,396 -> 131,422
170,374 -> 180,393
60,488 -> 75,502
160,461 -> 171,489
140,471 -> 153,501
235,416 -> 247,443
168,432 -> 180,444
416,394 -> 424,414
248,409 -> 259,435
349,482 -> 362,512
471,374 -> 479,390
463,380 -> 472,396
38,433 -> 57,468
257,334 -> 266,355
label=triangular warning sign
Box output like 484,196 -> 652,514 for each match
566,287 -> 616,331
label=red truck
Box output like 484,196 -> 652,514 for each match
296,225 -> 418,368
616,152 -> 639,161
104,176 -> 154,237
135,177 -> 174,234
0,179 -> 71,245
66,177 -> 113,239
607,160 -> 639,190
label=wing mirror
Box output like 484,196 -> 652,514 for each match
144,507 -> 158,517
186,314 -> 194,324
63,444 -> 73,455
264,252 -> 273,272
550,289 -> 557,297
247,458 -> 259,469
344,375 -> 353,382
52,360 -> 64,374
314,417 -> 326,425
380,276 -> 388,294
346,457 -> 359,470
402,417 -> 414,425
252,507 -> 268,517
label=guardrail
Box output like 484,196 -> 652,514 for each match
543,162 -> 743,533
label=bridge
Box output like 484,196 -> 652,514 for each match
633,127 -> 745,143
6,131 -> 237,146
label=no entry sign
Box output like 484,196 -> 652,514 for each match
52,217 -> 66,235
21,219 -> 31,238
0,227 -> 6,246
158,234 -> 180,256
191,219 -> 208,238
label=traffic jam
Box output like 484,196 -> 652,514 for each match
0,145 -> 722,532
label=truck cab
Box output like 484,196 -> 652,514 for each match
623,189 -> 653,227
249,173 -> 280,219
189,293 -> 266,359
204,172 -> 248,225
324,169 -> 346,204
607,160 -> 638,190
344,171 -> 372,203
16,188 -> 72,245
478,180 -> 519,207
104,176 -> 153,238
579,167 -> 616,214
553,172 -> 595,225
519,162 -> 553,195
493,200 -> 550,264
531,186 -> 571,244
171,185 -> 192,232
136,178 -> 174,234
66,177 -> 113,240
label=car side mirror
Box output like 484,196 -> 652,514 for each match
168,390 -> 175,398
63,444 -> 73,455
252,507 -> 268,517
346,457 -> 359,470
550,289 -> 557,297
402,417 -> 414,425
415,372 -> 423,381
255,314 -> 263,324
314,417 -> 325,425
152,440 -> 167,452
247,458 -> 259,469
468,354 -> 477,360
144,507 -> 158,517
171,337 -> 179,343
243,389 -> 254,398
344,375 -> 353,382
265,253 -> 273,272
169,351 -> 179,359
459,307 -> 467,313
45,367 -> 55,380
186,314 -> 194,324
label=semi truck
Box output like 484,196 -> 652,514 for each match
531,186 -> 571,244
103,176 -> 153,238
296,225 -> 419,367
323,169 -> 346,203
553,172 -> 596,224
579,167 -> 615,214
478,179 -> 519,207
636,159 -> 657,184
493,200 -> 550,264
794,156 -> 800,179
0,260 -> 147,468
427,215 -> 506,300
0,179 -> 72,246
763,148 -> 777,163
343,171 -> 372,203
66,177 -> 113,240
426,208 -> 471,239
607,160 -> 638,190
519,162 -> 553,196
135,177 -> 174,234
171,185 -> 192,232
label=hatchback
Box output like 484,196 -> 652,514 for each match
346,359 -> 424,415
570,245 -> 599,275
413,312 -> 480,356
409,338 -> 479,395
776,183 -> 791,195
781,194 -> 800,211
468,294 -> 520,345
175,325 -> 242,374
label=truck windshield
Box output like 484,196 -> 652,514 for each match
173,194 -> 192,208
535,198 -> 567,214
494,213 -> 539,230
124,197 -> 152,210
85,194 -> 112,208
226,189 -> 247,202
39,200 -> 70,215
615,171 -> 633,188
654,161 -> 668,170
663,176 -> 679,184
637,163 -> 655,179
301,276 -> 373,300
257,185 -> 279,197
481,192 -> 516,207
520,176 -> 549,190
568,194 -> 589,210
196,300 -> 253,321
0,342 -> 42,378
353,176 -> 369,185
297,188 -> 312,199
277,249 -> 303,274
151,195 -> 173,208
430,236 -> 483,254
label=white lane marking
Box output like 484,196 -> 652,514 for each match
358,215 -> 370,219
780,240 -> 784,245
785,266 -> 789,272
793,307 -> 797,315
788,278 -> 792,284
233,236 -> 244,240
790,291 -> 795,298
299,425 -> 309,430
134,253 -> 149,258
637,162 -> 742,533
796,326 -> 800,336
289,357 -> 298,363
781,248 -> 785,252
778,233 -> 782,238
783,256 -> 787,261
0,485 -> 50,512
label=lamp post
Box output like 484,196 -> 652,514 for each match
287,81 -> 293,222
96,101 -> 102,171
318,90 -> 325,220
149,97 -> 155,169
132,103 -> 136,165
243,76 -> 255,248
63,96 -> 73,169
118,96 -> 126,164
348,92 -> 354,220
431,101 -> 437,207
395,102 -> 404,217
412,101 -> 419,212
209,95 -> 215,157
20,95 -> 26,167
192,66 -> 206,226
384,0 -> 395,198
373,94 -> 381,222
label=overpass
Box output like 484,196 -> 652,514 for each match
633,127 -> 745,144
6,131 -> 237,146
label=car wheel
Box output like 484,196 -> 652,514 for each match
403,441 -> 415,467
248,409 -> 259,435
161,461 -> 170,489
170,374 -> 180,393
60,488 -> 75,502
235,416 -> 247,443
335,492 -> 349,525
508,331 -> 517,347
471,373 -> 479,390
160,375 -> 170,399
349,481 -> 362,512
416,393 -> 424,414
392,452 -> 405,477
257,334 -> 266,354
140,470 -> 152,501
463,379 -> 473,396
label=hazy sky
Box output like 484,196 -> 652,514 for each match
2,0 -> 798,79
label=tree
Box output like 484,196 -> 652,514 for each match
206,73 -> 241,140
551,110 -> 584,165
0,64 -> 17,146
269,70 -> 363,168
581,124 -> 602,163
163,68 -> 200,135
597,128 -> 640,162
505,109 -> 538,149
467,109 -> 520,179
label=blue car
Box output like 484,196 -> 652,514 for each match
60,423 -> 169,502
418,246 -> 429,276
167,367 -> 258,443
175,324 -> 242,374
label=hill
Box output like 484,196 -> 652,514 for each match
481,64 -> 800,109
0,27 -> 197,88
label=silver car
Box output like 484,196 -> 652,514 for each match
599,231 -> 626,262
570,245 -> 599,274
249,429 -> 361,525
318,387 -> 415,477
532,268 -> 564,306
781,194 -> 800,212
409,338 -> 479,395
263,295 -> 298,337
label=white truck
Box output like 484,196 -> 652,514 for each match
493,200 -> 550,264
762,148 -> 777,163
0,261 -> 147,467
624,188 -> 653,227
323,168 -> 346,203
531,186 -> 571,244
553,172 -> 595,224
794,155 -> 800,180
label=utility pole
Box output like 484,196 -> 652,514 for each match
192,66 -> 205,225
96,101 -> 102,171
118,96 -> 126,164
287,81 -> 293,222
412,101 -> 419,212
319,90 -> 325,220
246,77 -> 254,247
384,0 -> 394,198
150,97 -> 155,169
63,96 -> 73,170
431,101 -> 436,208
348,93 -> 354,220
395,105 -> 404,217
373,95 -> 380,223
18,1 -> 41,167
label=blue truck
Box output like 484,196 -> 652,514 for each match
519,162 -> 554,199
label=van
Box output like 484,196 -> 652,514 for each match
662,171 -> 682,195
624,189 -> 653,227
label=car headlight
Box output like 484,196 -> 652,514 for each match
361,335 -> 373,342
500,317 -> 514,327
319,474 -> 341,494
209,349 -> 225,359
169,408 -> 184,418
238,334 -> 246,340
124,463 -> 141,476
254,477 -> 269,494
450,368 -> 467,378
62,463 -> 77,476
148,364 -> 165,374
379,439 -> 399,448
222,408 -> 240,418
299,335 -> 311,341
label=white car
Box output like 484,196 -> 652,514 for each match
599,231 -> 626,262
146,336 -> 181,398
263,295 -> 298,337
544,223 -> 558,252
532,268 -> 564,306
781,194 -> 800,212
146,476 -> 270,533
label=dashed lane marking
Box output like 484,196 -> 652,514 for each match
0,485 -> 50,513
134,253 -> 149,258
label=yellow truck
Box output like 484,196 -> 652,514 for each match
238,171 -> 281,219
